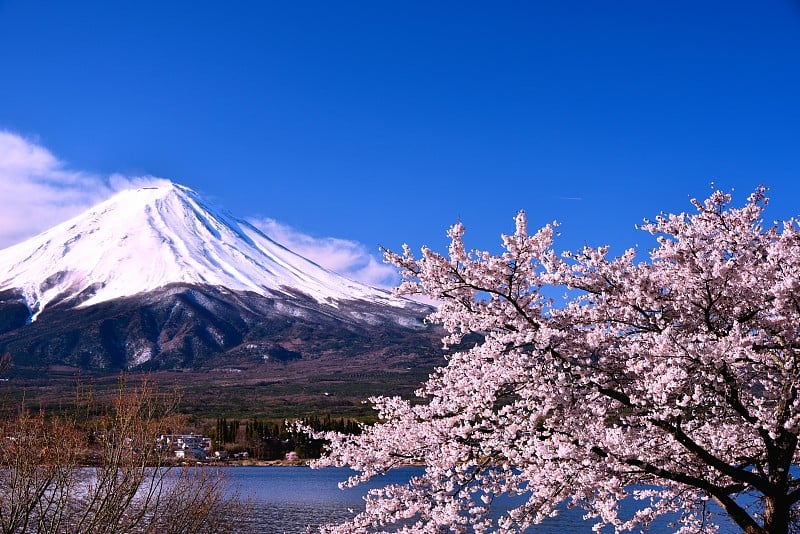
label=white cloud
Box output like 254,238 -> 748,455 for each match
249,217 -> 400,288
0,131 -> 164,249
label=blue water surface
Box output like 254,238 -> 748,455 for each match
224,466 -> 742,533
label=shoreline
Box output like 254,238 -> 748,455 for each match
209,459 -> 310,467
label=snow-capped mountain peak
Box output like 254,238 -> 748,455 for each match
0,182 -> 402,320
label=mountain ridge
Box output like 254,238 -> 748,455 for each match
0,182 -> 407,321
0,182 -> 438,376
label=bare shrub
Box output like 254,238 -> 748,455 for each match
0,378 -> 246,534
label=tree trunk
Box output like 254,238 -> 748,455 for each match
764,496 -> 789,534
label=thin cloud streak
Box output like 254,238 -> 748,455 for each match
248,217 -> 400,288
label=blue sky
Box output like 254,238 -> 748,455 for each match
1,1 -> 799,286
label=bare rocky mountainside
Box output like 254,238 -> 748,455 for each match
0,183 -> 443,416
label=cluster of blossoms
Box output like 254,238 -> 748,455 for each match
309,187 -> 800,533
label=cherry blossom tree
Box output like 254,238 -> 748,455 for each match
311,187 -> 800,533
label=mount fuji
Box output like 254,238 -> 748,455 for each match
0,182 -> 436,373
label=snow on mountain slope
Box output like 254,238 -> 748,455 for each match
0,182 -> 404,320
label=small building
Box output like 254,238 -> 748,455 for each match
175,447 -> 207,461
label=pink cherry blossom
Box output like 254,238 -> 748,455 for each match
309,186 -> 799,533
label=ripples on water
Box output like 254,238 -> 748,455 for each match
236,502 -> 357,534
226,466 -> 369,533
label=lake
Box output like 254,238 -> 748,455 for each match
223,466 -> 741,533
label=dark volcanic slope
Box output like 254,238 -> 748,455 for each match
0,183 -> 446,417
0,284 -> 440,373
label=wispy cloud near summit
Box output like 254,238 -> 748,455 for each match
248,217 -> 399,288
0,131 -> 164,248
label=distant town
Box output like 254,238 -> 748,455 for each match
156,415 -> 361,464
